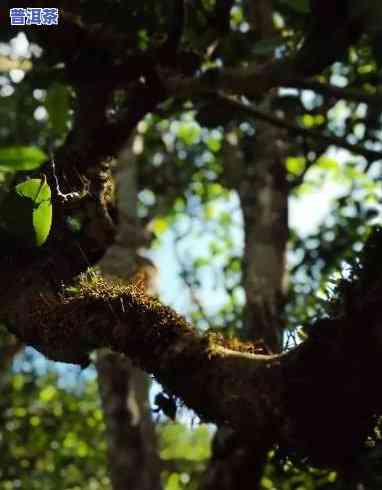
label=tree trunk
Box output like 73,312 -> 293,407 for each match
96,144 -> 162,490
202,117 -> 288,490
240,119 -> 288,351
203,2 -> 289,486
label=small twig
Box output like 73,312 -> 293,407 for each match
173,226 -> 214,329
48,154 -> 88,204
289,80 -> 382,106
215,94 -> 382,164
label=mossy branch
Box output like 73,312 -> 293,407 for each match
6,273 -> 283,442
1,228 -> 382,466
3,257 -> 382,468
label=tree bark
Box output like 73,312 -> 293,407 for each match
96,144 -> 162,490
97,354 -> 161,490
239,117 -> 288,351
202,3 -> 290,487
203,113 -> 288,490
4,256 -> 382,469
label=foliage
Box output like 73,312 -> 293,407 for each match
1,0 -> 382,488
0,177 -> 52,247
0,147 -> 46,172
0,349 -> 109,489
160,423 -> 211,490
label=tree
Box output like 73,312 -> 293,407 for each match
1,0 -> 382,488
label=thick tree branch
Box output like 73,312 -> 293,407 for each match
164,0 -> 368,101
2,227 -> 382,468
164,58 -> 300,99
5,274 -> 284,442
211,0 -> 235,35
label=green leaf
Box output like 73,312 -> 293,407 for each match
316,156 -> 339,171
177,123 -> 201,145
0,177 -> 52,247
160,424 -> 211,461
286,157 -> 306,176
19,178 -> 52,247
280,0 -> 310,14
193,257 -> 209,268
231,6 -> 243,25
205,136 -> 221,152
45,83 -> 71,137
252,38 -> 283,55
0,147 -> 47,171
152,217 -> 169,236
137,29 -> 149,50
166,473 -> 181,490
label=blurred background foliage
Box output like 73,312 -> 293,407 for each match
0,0 -> 382,488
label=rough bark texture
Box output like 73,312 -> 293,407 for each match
3,253 -> 382,469
240,118 -> 288,351
203,114 -> 288,490
203,3 -> 289,488
234,0 -> 288,352
96,353 -> 161,490
96,146 -> 161,490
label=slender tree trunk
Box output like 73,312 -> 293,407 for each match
96,355 -> 161,490
203,5 -> 289,483
240,118 -> 288,351
202,117 -> 289,490
96,143 -> 162,490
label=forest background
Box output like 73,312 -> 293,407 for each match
1,1 -> 382,489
